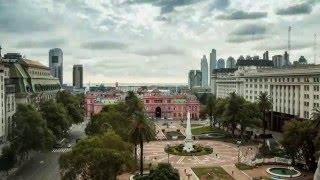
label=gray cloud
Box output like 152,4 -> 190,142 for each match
217,10 -> 267,20
0,1 -> 54,33
209,0 -> 230,11
276,2 -> 312,15
227,35 -> 265,43
15,39 -> 66,49
254,41 -> 313,51
133,47 -> 185,56
81,41 -> 128,50
126,0 -> 202,14
231,24 -> 267,36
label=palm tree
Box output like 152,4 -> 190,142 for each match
125,91 -> 144,116
257,92 -> 272,147
129,112 -> 155,176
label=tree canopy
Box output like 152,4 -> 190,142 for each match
135,163 -> 179,180
12,104 -> 54,157
59,131 -> 135,180
39,101 -> 71,140
57,91 -> 84,124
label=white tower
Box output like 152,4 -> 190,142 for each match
201,55 -> 208,87
183,111 -> 194,152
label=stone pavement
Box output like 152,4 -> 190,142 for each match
221,165 -> 251,180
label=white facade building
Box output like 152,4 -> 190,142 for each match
201,55 -> 208,87
0,69 -> 5,142
211,64 -> 320,131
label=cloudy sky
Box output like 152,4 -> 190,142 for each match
0,0 -> 319,84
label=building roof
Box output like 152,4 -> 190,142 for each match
22,59 -> 50,69
236,59 -> 274,67
212,68 -> 237,74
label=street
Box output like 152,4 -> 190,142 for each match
7,121 -> 88,180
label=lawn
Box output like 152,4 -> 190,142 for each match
192,167 -> 234,180
191,126 -> 226,135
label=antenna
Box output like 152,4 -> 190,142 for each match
288,26 -> 291,55
314,33 -> 317,64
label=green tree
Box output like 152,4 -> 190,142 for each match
0,146 -> 17,175
40,101 -> 71,140
257,92 -> 272,147
135,163 -> 179,180
223,92 -> 245,136
125,91 -> 144,116
57,91 -> 84,124
238,101 -> 260,138
129,112 -> 155,176
205,95 -> 216,127
311,108 -> 320,150
214,98 -> 227,128
12,104 -> 54,158
59,131 -> 134,180
85,109 -> 133,141
282,120 -> 317,170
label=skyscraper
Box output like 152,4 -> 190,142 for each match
226,57 -> 236,68
195,70 -> 202,87
209,49 -> 216,85
188,70 -> 195,89
73,64 -> 83,88
201,55 -> 208,87
217,58 -> 225,69
49,48 -> 63,84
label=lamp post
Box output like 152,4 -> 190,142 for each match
166,144 -> 170,164
237,140 -> 241,163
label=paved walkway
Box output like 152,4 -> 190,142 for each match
221,165 -> 251,180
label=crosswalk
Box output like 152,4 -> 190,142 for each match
52,148 -> 71,153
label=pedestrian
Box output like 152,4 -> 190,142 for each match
231,170 -> 234,176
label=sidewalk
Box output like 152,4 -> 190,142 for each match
221,165 -> 251,180
177,167 -> 198,180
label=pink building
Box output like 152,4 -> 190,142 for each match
142,89 -> 200,120
85,90 -> 124,118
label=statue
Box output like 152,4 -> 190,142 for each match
183,111 -> 194,152
314,156 -> 320,180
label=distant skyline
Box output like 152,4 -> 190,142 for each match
0,0 -> 319,84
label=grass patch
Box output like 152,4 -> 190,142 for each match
192,167 -> 234,180
235,163 -> 254,170
191,126 -> 215,135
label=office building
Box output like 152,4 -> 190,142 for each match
49,48 -> 63,84
226,57 -> 236,68
217,58 -> 225,69
73,64 -> 83,88
201,55 -> 208,87
1,53 -> 60,104
209,49 -> 216,85
211,54 -> 320,131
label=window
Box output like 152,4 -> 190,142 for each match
304,102 -> 309,107
146,100 -> 149,103
304,77 -> 309,82
314,85 -> 319,92
304,94 -> 310,99
314,95 -> 320,100
314,103 -> 319,108
304,85 -> 309,91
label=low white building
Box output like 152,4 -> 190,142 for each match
211,60 -> 320,131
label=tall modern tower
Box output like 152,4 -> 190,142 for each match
73,64 -> 83,88
201,55 -> 208,87
226,57 -> 236,68
49,48 -> 63,85
217,58 -> 225,69
209,49 -> 216,85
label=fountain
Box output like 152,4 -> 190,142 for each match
183,111 -> 194,152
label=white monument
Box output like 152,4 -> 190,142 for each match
183,111 -> 194,152
315,157 -> 320,180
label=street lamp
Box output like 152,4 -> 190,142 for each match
237,140 -> 241,163
166,144 -> 170,164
